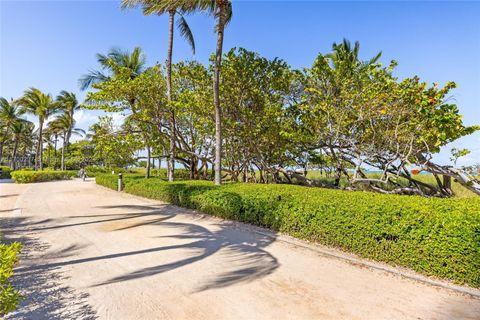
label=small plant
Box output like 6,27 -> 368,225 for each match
0,166 -> 12,179
0,241 -> 22,316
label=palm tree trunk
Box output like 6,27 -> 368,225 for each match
61,133 -> 66,171
0,127 -> 10,165
167,10 -> 176,183
146,145 -> 151,179
11,138 -> 19,170
54,134 -> 58,169
213,3 -> 227,186
65,128 -> 71,166
36,120 -> 44,170
0,141 -> 4,165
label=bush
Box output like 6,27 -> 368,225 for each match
85,166 -> 108,177
11,170 -> 77,183
0,241 -> 22,316
150,168 -> 193,180
95,174 -> 480,288
0,166 -> 12,179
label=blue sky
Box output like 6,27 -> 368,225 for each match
1,0 -> 479,166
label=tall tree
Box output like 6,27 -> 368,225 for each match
79,47 -> 146,91
127,0 -> 232,184
10,120 -> 35,170
49,113 -> 85,170
206,0 -> 232,185
0,97 -> 25,165
56,91 -> 81,153
121,0 -> 196,182
16,88 -> 58,170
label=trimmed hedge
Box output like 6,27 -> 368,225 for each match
0,166 -> 12,179
0,241 -> 22,316
11,170 -> 77,183
96,174 -> 480,288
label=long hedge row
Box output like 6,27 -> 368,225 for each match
96,173 -> 480,287
11,170 -> 77,183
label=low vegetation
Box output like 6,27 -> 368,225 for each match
96,173 -> 480,288
0,166 -> 12,179
11,169 -> 77,183
0,240 -> 22,316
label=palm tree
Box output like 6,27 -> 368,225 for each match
327,39 -> 382,72
49,113 -> 85,170
10,120 -> 35,170
132,0 -> 232,185
121,0 -> 196,182
56,91 -> 81,157
0,97 -> 25,164
79,47 -> 146,90
16,88 -> 58,170
209,0 -> 232,185
44,124 -> 63,169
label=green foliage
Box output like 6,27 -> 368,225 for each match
450,148 -> 471,166
0,241 -> 22,316
96,174 -> 480,287
0,166 -> 12,179
87,116 -> 141,168
11,170 -> 77,183
150,168 -> 192,180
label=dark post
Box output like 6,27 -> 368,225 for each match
118,173 -> 123,192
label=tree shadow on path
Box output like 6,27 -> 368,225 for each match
89,204 -> 280,292
1,216 -> 97,320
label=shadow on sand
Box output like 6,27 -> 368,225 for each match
11,203 -> 279,295
1,216 -> 97,320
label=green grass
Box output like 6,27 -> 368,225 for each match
306,171 -> 477,198
96,173 -> 480,288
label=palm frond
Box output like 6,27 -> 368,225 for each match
177,15 -> 196,54
78,70 -> 109,91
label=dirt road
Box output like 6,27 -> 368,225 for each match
1,179 -> 479,319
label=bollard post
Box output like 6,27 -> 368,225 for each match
118,173 -> 123,192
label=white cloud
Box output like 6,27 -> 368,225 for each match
74,109 -> 97,128
109,112 -> 126,129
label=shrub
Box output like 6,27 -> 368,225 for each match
150,168 -> 193,180
85,166 -> 108,177
95,174 -> 480,288
0,241 -> 22,316
0,166 -> 12,179
11,170 -> 77,183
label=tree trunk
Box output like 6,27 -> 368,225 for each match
61,133 -> 66,171
11,138 -> 19,170
213,4 -> 226,186
0,127 -> 10,165
417,154 -> 480,196
146,146 -> 151,179
36,120 -> 44,171
54,134 -> 58,169
65,131 -> 71,168
167,10 -> 176,182
0,140 -> 4,166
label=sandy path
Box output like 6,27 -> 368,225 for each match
0,179 -> 479,320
